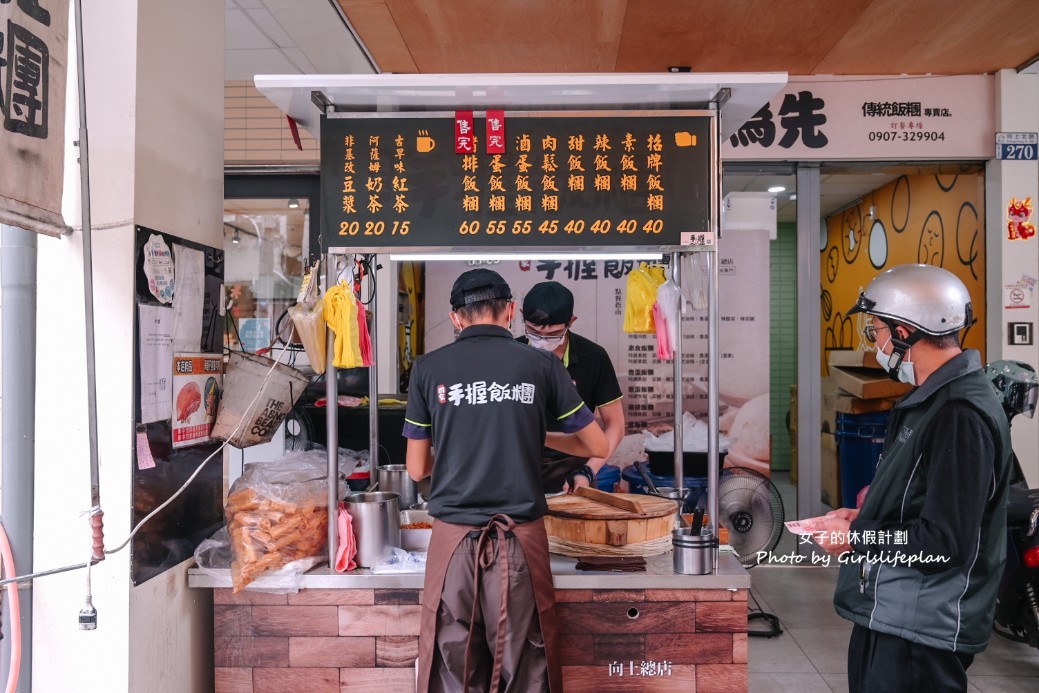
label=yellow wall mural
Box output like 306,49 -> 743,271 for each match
821,171 -> 986,373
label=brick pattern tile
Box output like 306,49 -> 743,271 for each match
562,665 -> 696,691
214,589 -> 287,606
252,606 -> 338,636
733,633 -> 748,663
253,667 -> 338,693
374,589 -> 421,606
646,633 -> 733,663
215,605 -> 252,638
288,637 -> 375,668
214,667 -> 252,693
646,588 -> 733,602
288,589 -> 374,606
558,602 -> 697,635
214,637 -> 288,668
339,667 -> 417,693
376,636 -> 420,667
695,602 -> 748,633
339,605 -> 422,636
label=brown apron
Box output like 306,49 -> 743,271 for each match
417,515 -> 562,693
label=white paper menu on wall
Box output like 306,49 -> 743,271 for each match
423,227 -> 770,472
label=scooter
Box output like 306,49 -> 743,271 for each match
987,360 -> 1039,650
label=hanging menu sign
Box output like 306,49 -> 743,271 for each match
320,112 -> 714,250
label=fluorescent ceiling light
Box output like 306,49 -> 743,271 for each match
767,185 -> 786,193
387,252 -> 665,262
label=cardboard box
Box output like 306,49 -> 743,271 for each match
829,366 -> 912,400
821,432 -> 841,509
824,392 -> 898,414
829,349 -> 883,370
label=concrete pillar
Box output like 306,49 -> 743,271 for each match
985,69 -> 1039,486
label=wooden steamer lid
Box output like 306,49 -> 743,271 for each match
545,488 -> 678,551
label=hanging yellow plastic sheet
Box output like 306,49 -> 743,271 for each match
323,281 -> 364,369
623,262 -> 666,333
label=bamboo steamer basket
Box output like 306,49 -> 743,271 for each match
544,492 -> 678,549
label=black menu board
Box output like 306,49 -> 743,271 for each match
320,111 -> 714,251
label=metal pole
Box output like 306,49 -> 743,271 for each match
368,255 -> 380,470
707,103 -> 722,550
1,225 -> 37,693
671,252 -> 684,497
74,0 -> 101,510
326,255 -> 339,567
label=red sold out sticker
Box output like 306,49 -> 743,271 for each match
455,111 -> 474,154
486,109 -> 505,154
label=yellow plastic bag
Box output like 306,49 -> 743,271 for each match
288,299 -> 326,375
623,263 -> 666,333
323,281 -> 364,369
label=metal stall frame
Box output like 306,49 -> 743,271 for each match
253,73 -> 787,572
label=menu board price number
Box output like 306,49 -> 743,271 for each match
340,220 -> 411,237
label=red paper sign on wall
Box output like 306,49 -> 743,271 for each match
486,109 -> 505,154
455,110 -> 474,153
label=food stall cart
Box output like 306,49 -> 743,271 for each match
190,72 -> 786,692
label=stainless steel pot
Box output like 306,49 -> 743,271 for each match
378,464 -> 418,510
343,492 -> 401,568
672,528 -> 718,575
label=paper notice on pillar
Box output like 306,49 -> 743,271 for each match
1005,282 -> 1033,310
143,234 -> 175,304
0,1 -> 71,237
138,304 -> 174,424
172,244 -> 205,351
171,354 -> 223,449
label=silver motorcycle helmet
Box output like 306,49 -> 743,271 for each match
986,360 -> 1038,421
847,263 -> 973,336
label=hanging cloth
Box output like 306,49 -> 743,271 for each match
355,298 -> 373,367
323,280 -> 363,369
623,262 -> 666,333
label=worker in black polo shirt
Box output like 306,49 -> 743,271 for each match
520,281 -> 625,493
405,268 -> 608,693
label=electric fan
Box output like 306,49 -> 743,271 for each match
283,403 -> 314,452
716,466 -> 785,567
715,465 -> 786,638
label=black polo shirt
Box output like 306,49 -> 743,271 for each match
518,331 -> 623,426
403,324 -> 593,525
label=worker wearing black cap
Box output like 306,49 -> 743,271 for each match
520,280 -> 625,494
405,268 -> 608,693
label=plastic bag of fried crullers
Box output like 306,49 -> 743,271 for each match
224,453 -> 329,593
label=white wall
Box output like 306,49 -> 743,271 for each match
986,69 -> 1039,486
33,2 -> 223,692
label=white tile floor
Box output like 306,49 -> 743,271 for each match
750,472 -> 1039,691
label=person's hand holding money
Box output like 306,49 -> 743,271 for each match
806,508 -> 859,556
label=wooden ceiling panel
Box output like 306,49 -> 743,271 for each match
816,0 -> 1039,74
339,0 -> 1039,76
615,0 -> 874,73
337,0 -> 417,73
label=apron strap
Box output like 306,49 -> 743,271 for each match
462,514 -> 517,691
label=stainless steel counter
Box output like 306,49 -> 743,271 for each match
188,549 -> 749,591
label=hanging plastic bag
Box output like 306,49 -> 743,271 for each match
623,263 -> 666,333
680,253 -> 710,310
288,299 -> 327,374
335,502 -> 357,572
355,298 -> 372,367
652,301 -> 672,360
655,273 -> 682,359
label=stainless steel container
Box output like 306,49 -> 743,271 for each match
672,528 -> 718,575
343,492 -> 401,568
378,465 -> 418,509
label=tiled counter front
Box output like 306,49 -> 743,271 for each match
196,553 -> 750,692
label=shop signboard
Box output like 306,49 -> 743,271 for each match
0,0 -> 70,236
723,75 -> 995,161
320,112 -> 714,251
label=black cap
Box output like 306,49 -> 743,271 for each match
449,268 -> 513,310
522,281 -> 574,325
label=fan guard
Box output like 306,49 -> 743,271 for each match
716,466 -> 785,567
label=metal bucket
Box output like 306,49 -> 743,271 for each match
343,492 -> 401,568
672,528 -> 718,575
210,351 -> 309,448
378,465 -> 418,509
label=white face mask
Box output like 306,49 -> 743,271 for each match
876,336 -> 916,385
527,335 -> 554,351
